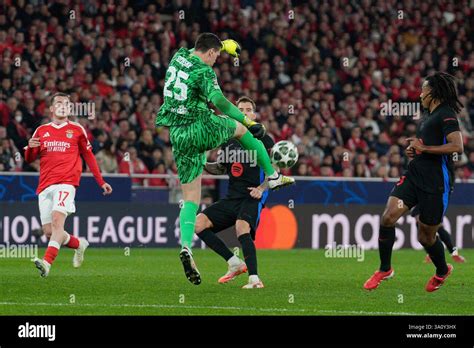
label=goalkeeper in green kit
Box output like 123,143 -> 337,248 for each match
156,33 -> 295,285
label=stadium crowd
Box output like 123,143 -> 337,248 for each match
0,0 -> 473,187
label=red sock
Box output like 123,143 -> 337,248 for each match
66,234 -> 80,249
44,242 -> 60,265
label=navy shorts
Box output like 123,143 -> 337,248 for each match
391,175 -> 449,225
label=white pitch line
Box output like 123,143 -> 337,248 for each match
0,302 -> 454,316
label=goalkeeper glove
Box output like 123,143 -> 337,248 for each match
221,39 -> 241,58
243,117 -> 266,139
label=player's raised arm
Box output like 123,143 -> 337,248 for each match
210,92 -> 266,139
197,61 -> 266,139
24,137 -> 41,163
78,128 -> 112,195
407,111 -> 464,156
407,132 -> 463,156
23,126 -> 43,163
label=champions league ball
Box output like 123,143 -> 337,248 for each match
270,141 -> 299,168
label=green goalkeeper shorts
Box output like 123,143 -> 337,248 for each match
169,113 -> 237,184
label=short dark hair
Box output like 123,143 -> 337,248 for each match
194,33 -> 222,53
50,92 -> 69,105
425,72 -> 463,113
236,96 -> 256,111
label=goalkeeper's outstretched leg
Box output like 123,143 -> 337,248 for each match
232,121 -> 295,190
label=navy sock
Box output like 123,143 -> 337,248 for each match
197,229 -> 234,261
378,225 -> 395,272
437,227 -> 454,254
238,233 -> 257,276
424,237 -> 449,276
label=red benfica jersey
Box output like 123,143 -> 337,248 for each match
24,121 -> 106,194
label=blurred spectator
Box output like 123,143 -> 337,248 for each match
7,109 -> 28,150
138,129 -> 160,171
149,161 -> 168,187
118,147 -> 149,186
96,140 -> 118,174
354,163 -> 370,178
346,127 -> 368,153
0,0 -> 471,185
0,140 -> 15,171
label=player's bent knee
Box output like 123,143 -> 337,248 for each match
181,177 -> 202,206
418,232 -> 434,247
381,211 -> 398,227
417,222 -> 438,246
195,213 -> 212,234
42,224 -> 52,238
233,122 -> 247,139
235,220 -> 251,237
51,211 -> 66,230
236,230 -> 251,238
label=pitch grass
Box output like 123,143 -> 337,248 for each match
0,248 -> 472,316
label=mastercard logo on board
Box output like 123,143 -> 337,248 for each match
255,205 -> 298,249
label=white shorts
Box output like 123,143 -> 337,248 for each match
38,184 -> 76,225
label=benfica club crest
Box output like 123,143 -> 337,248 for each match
66,130 -> 74,138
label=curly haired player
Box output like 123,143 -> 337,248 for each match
364,72 -> 464,292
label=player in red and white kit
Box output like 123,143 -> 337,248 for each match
24,92 -> 113,277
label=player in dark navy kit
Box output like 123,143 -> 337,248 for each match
364,72 -> 464,292
195,96 -> 273,289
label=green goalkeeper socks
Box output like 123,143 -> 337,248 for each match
238,131 -> 276,177
180,201 -> 199,249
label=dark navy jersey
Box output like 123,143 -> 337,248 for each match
407,103 -> 460,194
220,135 -> 274,200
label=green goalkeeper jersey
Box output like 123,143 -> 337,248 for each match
156,47 -> 222,126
